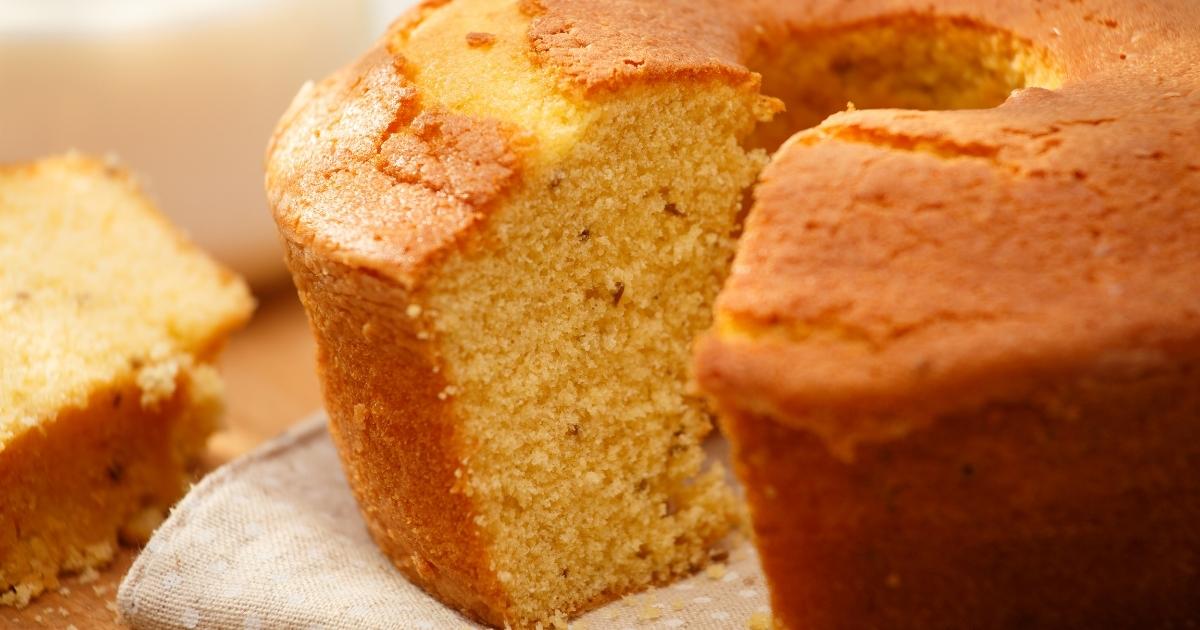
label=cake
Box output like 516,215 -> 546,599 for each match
266,0 -> 1200,627
692,3 -> 1200,630
0,155 -> 253,607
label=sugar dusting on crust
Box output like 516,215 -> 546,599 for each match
266,46 -> 522,289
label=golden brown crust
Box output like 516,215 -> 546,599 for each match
281,240 -> 511,626
523,0 -> 1199,91
719,358 -> 1200,629
696,80 -> 1200,455
267,19 -> 524,624
693,3 -> 1200,455
681,2 -> 1200,627
523,0 -> 751,91
271,0 -> 1200,288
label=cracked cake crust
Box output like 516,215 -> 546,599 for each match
267,46 -> 522,289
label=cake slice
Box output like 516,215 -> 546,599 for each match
0,154 -> 253,607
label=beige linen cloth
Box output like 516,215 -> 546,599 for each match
118,414 -> 772,629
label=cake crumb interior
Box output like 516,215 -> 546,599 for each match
430,80 -> 765,619
0,157 -> 250,438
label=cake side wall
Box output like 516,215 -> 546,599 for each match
280,239 -> 513,626
719,359 -> 1200,630
0,365 -> 218,607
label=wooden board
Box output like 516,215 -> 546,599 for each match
3,550 -> 132,629
6,288 -> 324,629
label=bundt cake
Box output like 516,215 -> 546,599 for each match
694,4 -> 1200,628
0,155 -> 253,607
266,0 -> 1199,627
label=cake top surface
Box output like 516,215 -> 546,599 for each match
524,0 -> 1200,90
698,88 -> 1200,453
267,0 -> 1200,454
269,0 -> 1199,287
0,154 -> 253,443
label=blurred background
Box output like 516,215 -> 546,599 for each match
3,2 -> 421,624
2,0 -> 416,461
2,0 -> 416,286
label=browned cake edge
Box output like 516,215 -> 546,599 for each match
1,364 -> 221,607
709,353 -> 1200,629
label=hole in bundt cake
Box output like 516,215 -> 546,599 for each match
748,16 -> 1064,150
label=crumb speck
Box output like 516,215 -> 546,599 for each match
466,32 -> 497,47
705,563 -> 726,580
638,604 -> 661,621
611,281 -> 625,306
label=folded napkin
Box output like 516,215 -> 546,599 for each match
118,414 -> 771,629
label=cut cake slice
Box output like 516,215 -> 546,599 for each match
0,154 -> 253,607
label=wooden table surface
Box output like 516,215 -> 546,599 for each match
8,286 -> 325,630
